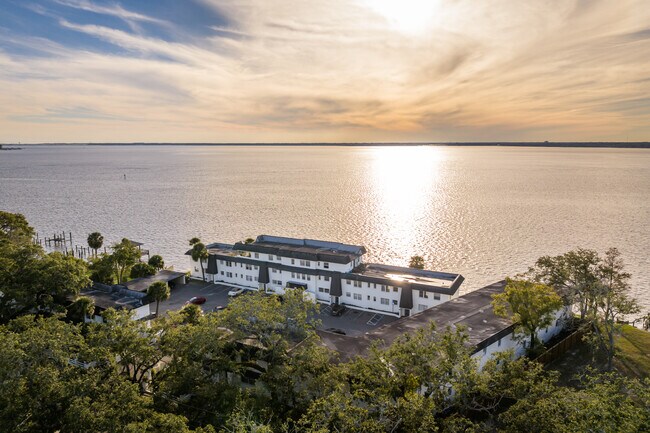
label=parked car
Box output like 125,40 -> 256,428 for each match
187,296 -> 207,305
212,305 -> 226,312
228,287 -> 245,297
330,304 -> 346,316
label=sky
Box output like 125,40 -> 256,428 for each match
1,0 -> 649,143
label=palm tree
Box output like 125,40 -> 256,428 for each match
191,242 -> 209,281
409,255 -> 425,270
147,281 -> 170,317
189,237 -> 200,246
87,232 -> 104,257
69,296 -> 95,323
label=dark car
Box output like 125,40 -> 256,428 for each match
188,296 -> 207,305
330,304 -> 346,316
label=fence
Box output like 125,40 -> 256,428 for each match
535,327 -> 586,365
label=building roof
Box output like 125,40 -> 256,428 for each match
349,263 -> 464,295
234,235 -> 366,264
317,280 -> 512,361
122,269 -> 187,292
80,288 -> 145,311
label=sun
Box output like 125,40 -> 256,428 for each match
363,0 -> 441,34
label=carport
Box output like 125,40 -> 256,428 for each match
122,269 -> 187,293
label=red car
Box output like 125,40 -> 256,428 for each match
187,296 -> 207,305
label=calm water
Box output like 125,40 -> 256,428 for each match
1,145 -> 649,311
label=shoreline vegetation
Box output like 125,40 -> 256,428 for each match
1,211 -> 649,432
4,142 -> 650,148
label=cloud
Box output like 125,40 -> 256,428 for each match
1,0 -> 650,142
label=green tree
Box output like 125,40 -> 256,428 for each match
87,309 -> 170,391
189,237 -> 200,246
67,295 -> 95,323
180,303 -> 203,324
111,238 -> 141,284
148,254 -> 165,271
87,231 -> 104,257
191,242 -> 209,282
131,262 -> 156,279
147,281 -> 170,317
88,253 -> 116,285
0,210 -> 34,242
529,248 -> 600,320
244,237 -> 255,244
492,278 -> 564,350
592,248 -> 640,370
409,255 -> 425,270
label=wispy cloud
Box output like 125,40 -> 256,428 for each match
1,0 -> 649,142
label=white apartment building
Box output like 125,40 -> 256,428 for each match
188,235 -> 464,317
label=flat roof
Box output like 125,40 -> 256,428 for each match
122,269 -> 187,292
317,280 -> 512,361
81,288 -> 144,311
234,235 -> 366,264
355,263 -> 461,291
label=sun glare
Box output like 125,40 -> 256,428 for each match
363,0 -> 441,34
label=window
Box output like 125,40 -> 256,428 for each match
254,265 -> 258,270
271,268 -> 277,273
268,255 -> 273,260
346,279 -> 351,284
497,338 -> 502,347
226,261 -> 232,267
272,279 -> 282,285
483,347 -> 487,355
433,293 -> 441,300
380,298 -> 389,305
276,255 -> 281,260
392,300 -> 398,305
219,260 -> 224,264
246,275 -> 253,281
318,287 -> 330,294
300,260 -> 311,266
419,290 -> 429,299
254,277 -> 258,282
254,253 -> 259,258
393,287 -> 398,292
291,272 -> 295,278
307,275 -> 311,281
245,264 -> 252,270
381,286 -> 389,292
323,262 -> 329,269
226,272 -> 233,278
291,259 -> 295,264
353,293 -> 362,300
418,304 -> 427,312
346,292 -> 351,297
353,280 -> 361,288
324,275 -> 330,281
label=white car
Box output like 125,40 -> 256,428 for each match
227,287 -> 245,297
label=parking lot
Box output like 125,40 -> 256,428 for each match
157,280 -> 236,315
157,279 -> 399,336
316,305 -> 398,337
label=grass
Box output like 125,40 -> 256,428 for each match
614,324 -> 650,379
545,324 -> 650,384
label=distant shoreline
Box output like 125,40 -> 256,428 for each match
5,142 -> 650,148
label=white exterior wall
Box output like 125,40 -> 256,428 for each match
413,291 -> 450,313
191,254 -> 452,318
472,307 -> 572,369
189,258 -> 210,280
341,280 -> 401,316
